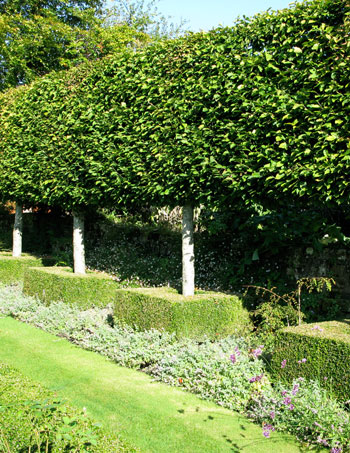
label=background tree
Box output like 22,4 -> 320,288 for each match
106,0 -> 188,39
0,0 -> 186,91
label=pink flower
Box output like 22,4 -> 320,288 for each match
230,354 -> 236,364
281,359 -> 287,369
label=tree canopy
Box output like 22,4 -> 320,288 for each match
0,0 -> 348,214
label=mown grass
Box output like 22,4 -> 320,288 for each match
0,317 -> 308,453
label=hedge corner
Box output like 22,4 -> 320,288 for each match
270,320 -> 350,402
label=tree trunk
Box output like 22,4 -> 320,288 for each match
12,203 -> 23,257
182,203 -> 195,296
73,212 -> 86,275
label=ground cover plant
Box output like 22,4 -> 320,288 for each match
0,284 -> 349,451
0,362 -> 134,452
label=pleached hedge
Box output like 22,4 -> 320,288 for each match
23,267 -> 122,308
0,252 -> 44,284
270,320 -> 350,402
0,0 -> 348,215
113,287 -> 253,340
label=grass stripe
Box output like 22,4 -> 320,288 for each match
0,317 -> 308,452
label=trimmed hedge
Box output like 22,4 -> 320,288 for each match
23,266 -> 121,308
114,287 -> 252,340
0,252 -> 44,284
270,320 -> 350,402
0,362 -> 133,452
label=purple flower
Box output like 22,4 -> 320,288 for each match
234,346 -> 241,356
270,411 -> 275,419
230,354 -> 236,364
331,448 -> 342,453
292,384 -> 300,395
281,390 -> 287,396
298,358 -> 307,364
312,325 -> 324,332
262,423 -> 275,438
252,346 -> 264,358
283,397 -> 292,405
281,359 -> 287,369
289,404 -> 295,410
249,373 -> 264,383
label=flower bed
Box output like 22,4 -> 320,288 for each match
0,284 -> 349,452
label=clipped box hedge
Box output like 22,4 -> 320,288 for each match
23,266 -> 121,308
114,287 -> 252,340
0,251 -> 44,284
270,321 -> 350,402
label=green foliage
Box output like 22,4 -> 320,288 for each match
23,266 -> 124,308
0,0 -> 348,214
0,362 -> 132,452
246,277 -> 335,342
114,286 -> 252,340
270,320 -> 350,402
0,252 -> 44,284
0,0 -> 148,91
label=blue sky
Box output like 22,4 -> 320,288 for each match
109,0 -> 302,32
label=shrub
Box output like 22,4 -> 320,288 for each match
0,252 -> 44,284
23,266 -> 122,308
0,362 -> 135,452
270,321 -> 350,402
114,287 -> 253,340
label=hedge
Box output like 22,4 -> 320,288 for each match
0,362 -> 132,452
0,252 -> 44,284
0,0 -> 348,213
270,320 -> 350,402
23,266 -> 122,308
113,287 -> 252,340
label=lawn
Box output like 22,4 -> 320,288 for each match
0,317 -> 308,453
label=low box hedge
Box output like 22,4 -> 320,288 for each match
0,362 -> 132,452
0,252 -> 44,284
23,266 -> 121,308
114,287 -> 253,340
270,320 -> 350,402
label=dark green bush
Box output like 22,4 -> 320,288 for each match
114,287 -> 253,340
270,320 -> 350,402
23,266 -> 122,308
0,362 -> 134,452
0,252 -> 44,284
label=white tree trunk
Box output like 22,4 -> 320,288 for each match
12,203 -> 23,257
73,212 -> 86,275
182,203 -> 195,296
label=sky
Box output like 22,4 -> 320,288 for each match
109,0 -> 302,32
